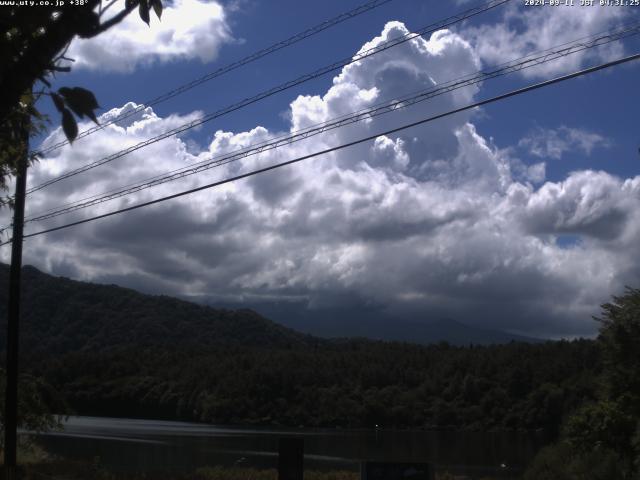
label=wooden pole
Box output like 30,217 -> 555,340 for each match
4,120 -> 29,477
277,438 -> 304,480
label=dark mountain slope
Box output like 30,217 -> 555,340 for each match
0,264 -> 313,356
0,265 -> 601,431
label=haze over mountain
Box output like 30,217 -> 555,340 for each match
203,299 -> 544,345
0,263 -> 541,350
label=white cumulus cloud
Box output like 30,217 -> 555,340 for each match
67,0 -> 232,73
462,4 -> 630,77
519,126 -> 610,160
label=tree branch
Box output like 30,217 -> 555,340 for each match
99,0 -> 120,17
86,1 -> 140,38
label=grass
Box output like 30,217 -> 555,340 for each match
7,441 -> 503,480
15,464 -> 360,480
0,440 -> 52,466
14,462 -> 508,480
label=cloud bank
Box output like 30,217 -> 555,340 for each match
10,20 -> 640,339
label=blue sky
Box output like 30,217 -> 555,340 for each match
51,0 -> 640,182
5,0 -> 640,338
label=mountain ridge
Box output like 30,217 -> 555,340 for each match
0,263 -> 541,355
0,263 -> 314,356
202,298 -> 544,345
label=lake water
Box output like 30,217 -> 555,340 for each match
31,416 -> 548,478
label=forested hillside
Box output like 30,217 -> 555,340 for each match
0,265 -> 602,434
31,340 -> 600,434
0,264 -> 313,354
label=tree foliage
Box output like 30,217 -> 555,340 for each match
0,368 -> 67,448
0,0 -> 163,189
523,441 -> 623,480
597,287 -> 640,415
0,93 -> 42,198
525,287 -> 640,479
34,340 -> 600,433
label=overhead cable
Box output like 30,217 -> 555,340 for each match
34,0 -> 396,156
21,20 -> 640,224
27,0 -> 511,194
3,51 -> 637,246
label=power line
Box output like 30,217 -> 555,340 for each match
34,0 -> 395,156
21,21 -> 640,225
30,0 -> 510,192
3,51 -> 637,246
26,0 -> 511,194
7,19 -> 639,231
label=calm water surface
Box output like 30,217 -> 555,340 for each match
32,416 -> 548,477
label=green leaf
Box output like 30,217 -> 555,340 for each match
58,87 -> 100,125
38,75 -> 52,88
61,108 -> 78,143
51,93 -> 65,113
150,0 -> 162,20
75,11 -> 100,38
139,0 -> 150,25
27,104 -> 43,120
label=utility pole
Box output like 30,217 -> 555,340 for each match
3,112 -> 29,478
